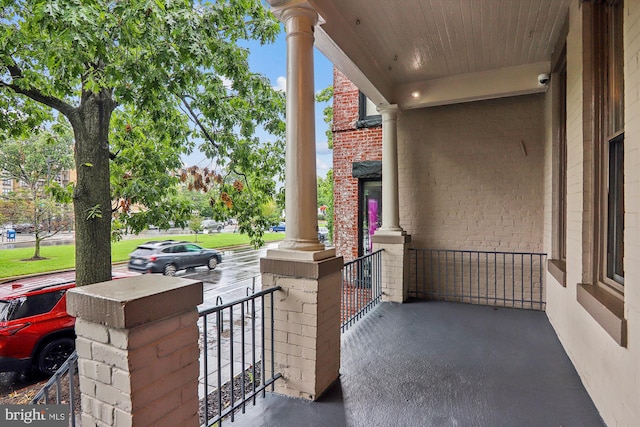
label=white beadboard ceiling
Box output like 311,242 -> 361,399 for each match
269,0 -> 571,109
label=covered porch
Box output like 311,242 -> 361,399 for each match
234,300 -> 602,426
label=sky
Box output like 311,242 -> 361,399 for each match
181,29 -> 335,178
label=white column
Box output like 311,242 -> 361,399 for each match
377,104 -> 403,233
276,6 -> 326,254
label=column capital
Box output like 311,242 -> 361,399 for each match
376,104 -> 400,117
273,1 -> 318,27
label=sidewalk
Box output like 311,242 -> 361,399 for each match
0,230 -> 76,248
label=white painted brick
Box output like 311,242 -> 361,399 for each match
111,368 -> 131,394
114,409 -> 132,427
95,381 -> 131,411
81,413 -> 98,427
288,333 -> 316,350
155,325 -> 198,358
80,360 -> 112,384
288,312 -> 317,327
108,329 -> 129,350
91,342 -> 128,371
75,319 -> 109,343
79,376 -> 98,398
75,337 -> 92,359
130,362 -> 198,416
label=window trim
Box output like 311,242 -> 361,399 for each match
549,41 -> 568,287
593,0 -> 624,292
355,92 -> 382,129
578,0 -> 626,347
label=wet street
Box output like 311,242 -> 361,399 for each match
0,241 -> 274,398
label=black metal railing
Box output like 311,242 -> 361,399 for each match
410,249 -> 546,310
199,286 -> 282,426
341,249 -> 383,332
30,350 -> 79,427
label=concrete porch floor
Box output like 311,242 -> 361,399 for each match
233,300 -> 603,427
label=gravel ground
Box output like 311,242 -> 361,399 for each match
199,362 -> 263,425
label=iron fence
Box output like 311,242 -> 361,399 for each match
30,350 -> 79,427
410,248 -> 546,310
198,286 -> 282,426
341,249 -> 383,332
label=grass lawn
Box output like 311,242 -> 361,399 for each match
0,232 -> 284,280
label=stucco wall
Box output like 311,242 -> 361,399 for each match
544,1 -> 640,425
397,95 -> 545,253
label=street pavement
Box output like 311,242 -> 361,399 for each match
0,233 -> 273,401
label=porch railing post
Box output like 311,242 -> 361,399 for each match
260,255 -> 343,401
66,276 -> 203,427
371,233 -> 411,303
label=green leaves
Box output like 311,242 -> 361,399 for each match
316,86 -> 334,149
47,182 -> 74,204
2,0 -> 286,249
85,204 -> 102,220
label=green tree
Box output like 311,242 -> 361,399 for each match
189,214 -> 204,243
316,86 -> 334,149
0,126 -> 74,258
317,169 -> 334,239
0,1 -> 284,285
316,86 -> 334,238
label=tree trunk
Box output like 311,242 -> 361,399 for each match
71,89 -> 115,286
33,235 -> 41,259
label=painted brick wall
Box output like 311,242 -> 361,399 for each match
334,69 -> 544,258
398,95 -> 545,253
332,68 -> 382,261
543,1 -> 640,425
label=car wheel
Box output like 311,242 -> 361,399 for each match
163,264 -> 177,276
37,337 -> 75,375
208,257 -> 218,270
216,225 -> 222,232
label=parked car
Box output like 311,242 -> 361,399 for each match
13,223 -> 35,233
270,222 -> 286,232
0,270 -> 136,375
128,240 -> 222,276
201,219 -> 224,233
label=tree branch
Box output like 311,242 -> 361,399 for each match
231,167 -> 253,193
179,95 -> 219,150
2,61 -> 77,119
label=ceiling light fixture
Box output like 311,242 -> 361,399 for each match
411,91 -> 420,98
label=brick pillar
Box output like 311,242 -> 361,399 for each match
66,276 -> 203,427
372,233 -> 411,303
260,255 -> 343,400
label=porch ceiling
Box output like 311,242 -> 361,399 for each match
269,0 -> 570,109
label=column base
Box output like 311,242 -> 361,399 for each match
268,247 -> 336,261
376,227 -> 406,235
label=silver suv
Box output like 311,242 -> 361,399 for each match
127,240 -> 222,276
201,220 -> 224,233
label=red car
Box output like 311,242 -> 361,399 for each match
0,271 -> 136,375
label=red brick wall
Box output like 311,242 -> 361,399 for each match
332,68 -> 382,261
